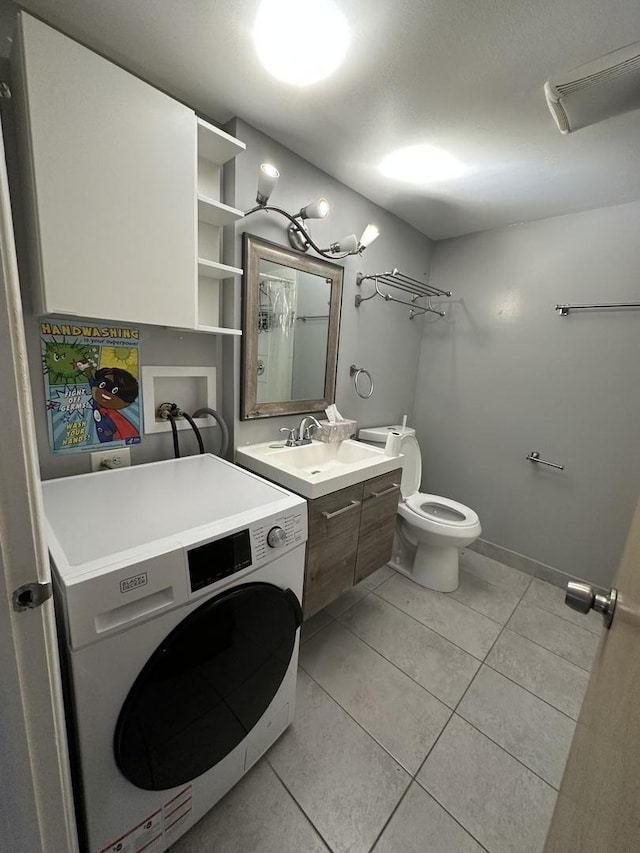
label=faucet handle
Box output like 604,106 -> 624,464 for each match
279,427 -> 297,447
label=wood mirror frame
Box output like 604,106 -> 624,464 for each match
241,233 -> 343,420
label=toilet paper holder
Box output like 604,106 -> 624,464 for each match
350,365 -> 374,399
526,450 -> 565,470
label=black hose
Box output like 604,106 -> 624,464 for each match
191,407 -> 229,457
166,412 -> 180,458
182,411 -> 205,454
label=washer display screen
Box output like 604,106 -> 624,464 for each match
187,530 -> 252,592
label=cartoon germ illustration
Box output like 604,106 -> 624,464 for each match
42,340 -> 95,385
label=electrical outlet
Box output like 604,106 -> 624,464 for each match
90,448 -> 132,472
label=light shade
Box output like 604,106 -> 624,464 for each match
253,0 -> 350,86
329,234 -> 358,254
358,223 -> 380,249
256,163 -> 280,205
299,198 -> 330,220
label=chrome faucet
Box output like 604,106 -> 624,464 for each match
297,416 -> 321,444
279,416 -> 322,447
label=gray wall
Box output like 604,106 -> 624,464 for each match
414,201 -> 640,587
228,119 -> 433,451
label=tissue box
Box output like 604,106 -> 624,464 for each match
315,419 -> 357,443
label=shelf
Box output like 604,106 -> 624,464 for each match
195,324 -> 242,336
197,194 -> 244,227
197,117 -> 246,165
197,258 -> 243,279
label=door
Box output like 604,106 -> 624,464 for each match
544,498 -> 640,852
0,114 -> 78,851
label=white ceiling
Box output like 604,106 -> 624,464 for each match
5,0 -> 640,239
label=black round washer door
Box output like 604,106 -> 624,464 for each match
114,582 -> 302,790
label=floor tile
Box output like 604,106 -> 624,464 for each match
508,600 -> 600,671
418,715 -> 557,853
339,594 -> 480,708
300,609 -> 333,645
324,583 -> 369,618
460,547 -> 531,594
376,573 -> 502,659
373,782 -> 485,853
523,577 -> 602,635
486,629 -> 589,719
300,621 -> 450,773
458,666 -> 576,788
170,758 -> 329,853
450,568 -> 523,624
267,669 -> 409,853
359,563 -> 395,591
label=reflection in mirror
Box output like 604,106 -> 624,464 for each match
242,234 -> 343,420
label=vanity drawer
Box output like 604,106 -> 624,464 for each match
307,482 -> 364,541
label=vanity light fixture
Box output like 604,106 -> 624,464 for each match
245,164 -> 380,260
256,163 -> 280,205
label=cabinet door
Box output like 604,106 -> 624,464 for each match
354,469 -> 401,584
303,483 -> 362,618
15,14 -> 196,328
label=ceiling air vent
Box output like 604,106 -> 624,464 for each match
544,41 -> 640,134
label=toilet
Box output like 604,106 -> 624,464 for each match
358,425 -> 481,592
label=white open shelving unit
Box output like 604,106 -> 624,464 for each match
196,117 -> 245,335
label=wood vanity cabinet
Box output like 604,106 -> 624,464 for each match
303,468 -> 401,619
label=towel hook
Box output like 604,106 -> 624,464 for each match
350,364 -> 374,399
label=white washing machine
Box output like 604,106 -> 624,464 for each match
42,454 -> 307,853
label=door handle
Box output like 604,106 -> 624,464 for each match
321,499 -> 361,520
565,582 -> 618,629
369,483 -> 400,499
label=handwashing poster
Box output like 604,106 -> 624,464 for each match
41,319 -> 142,454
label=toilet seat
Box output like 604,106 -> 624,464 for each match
403,492 -> 479,529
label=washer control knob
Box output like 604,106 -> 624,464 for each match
267,526 -> 287,548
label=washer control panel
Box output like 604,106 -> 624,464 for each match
186,505 -> 306,595
250,509 -> 306,566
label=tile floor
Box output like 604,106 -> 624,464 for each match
171,549 -> 601,853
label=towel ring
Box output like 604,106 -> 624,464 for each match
350,364 -> 374,399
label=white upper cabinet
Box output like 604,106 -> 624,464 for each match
13,13 -> 197,328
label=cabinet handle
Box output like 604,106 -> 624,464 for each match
369,483 -> 400,498
321,499 -> 361,520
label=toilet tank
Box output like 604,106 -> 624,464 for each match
358,425 -> 415,443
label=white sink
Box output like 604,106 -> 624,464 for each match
236,439 -> 403,499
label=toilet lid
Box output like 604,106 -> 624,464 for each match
405,492 -> 479,527
399,433 -> 421,498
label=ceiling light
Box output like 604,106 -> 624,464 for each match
245,166 -> 380,260
253,0 -> 350,86
379,145 -> 466,184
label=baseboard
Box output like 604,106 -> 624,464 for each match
468,538 -> 606,594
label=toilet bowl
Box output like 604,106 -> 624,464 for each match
358,425 -> 481,592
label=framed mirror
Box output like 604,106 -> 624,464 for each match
241,234 -> 343,420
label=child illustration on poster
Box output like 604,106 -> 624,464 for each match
41,319 -> 142,454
